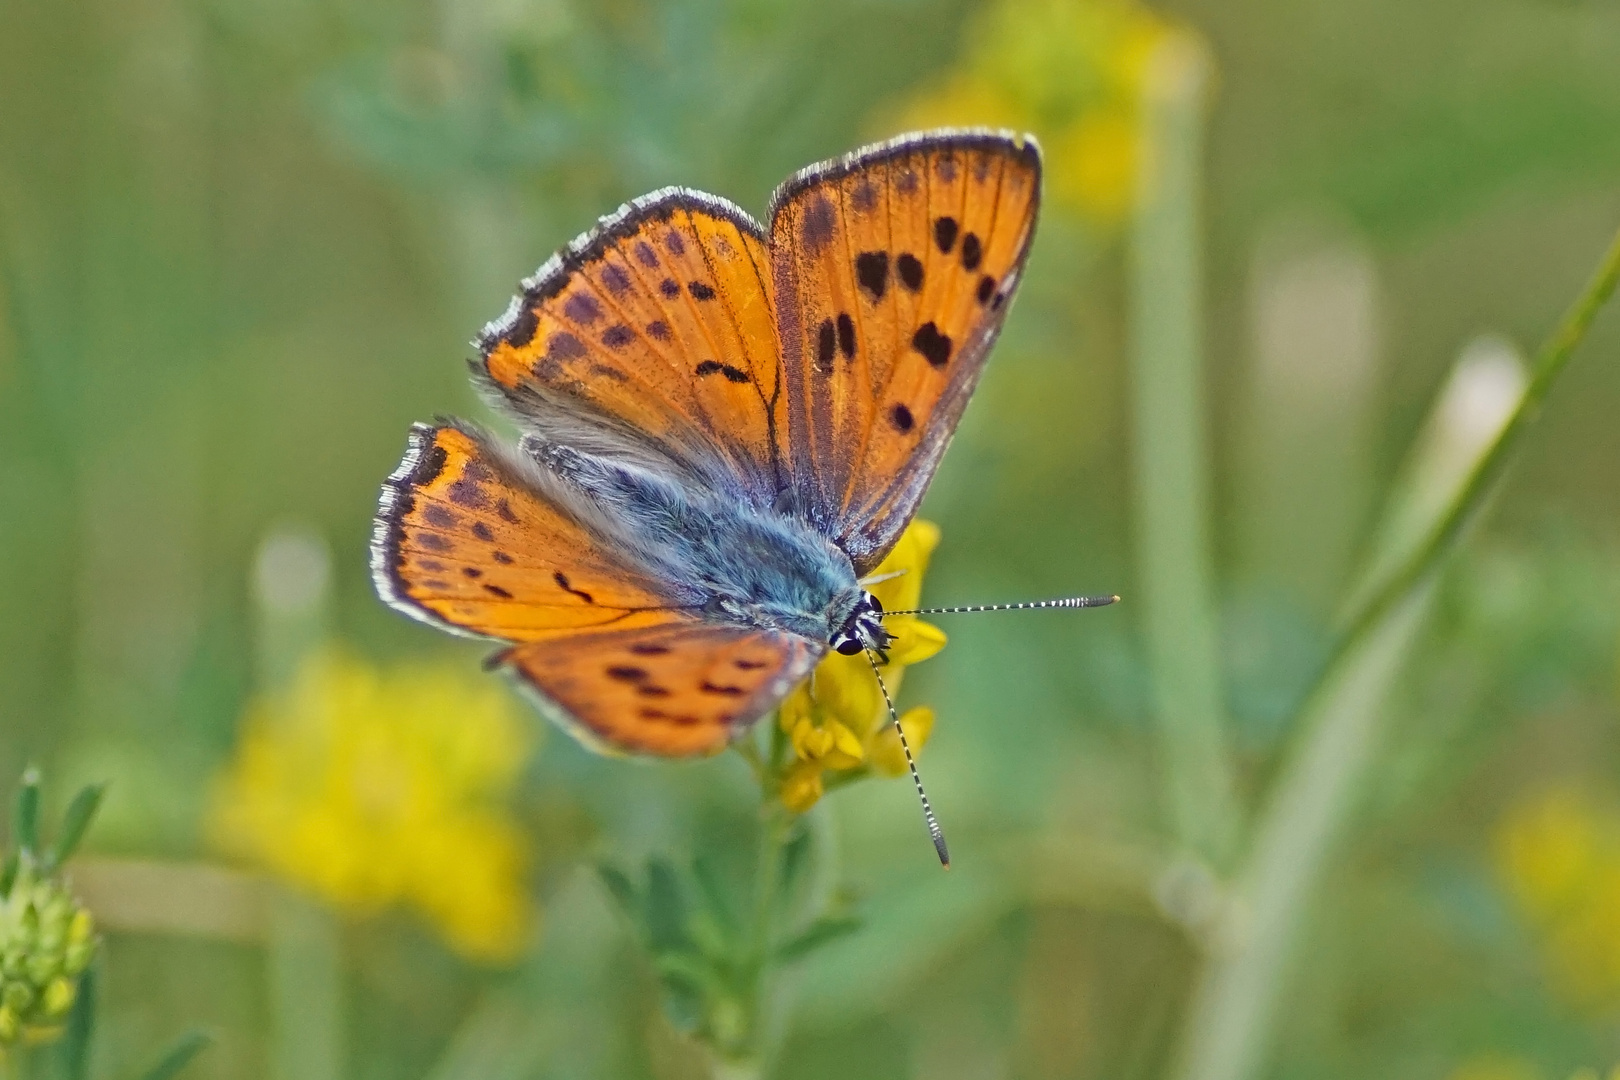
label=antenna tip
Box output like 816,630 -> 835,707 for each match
933,834 -> 951,868
1110,595 -> 1122,604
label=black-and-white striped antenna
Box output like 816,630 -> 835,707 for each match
867,651 -> 949,869
882,594 -> 1120,617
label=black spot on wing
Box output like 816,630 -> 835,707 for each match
602,265 -> 632,294
836,313 -> 855,359
607,665 -> 648,682
647,319 -> 672,341
422,504 -> 458,528
602,324 -> 634,348
497,499 -> 520,524
816,318 -> 836,375
688,281 -> 716,301
492,551 -> 514,564
664,230 -> 686,256
801,196 -> 836,254
856,251 -> 889,300
659,278 -> 681,299
934,217 -> 958,254
564,293 -> 601,325
472,522 -> 494,541
890,403 -> 914,432
976,275 -> 996,304
554,571 -> 594,604
635,241 -> 659,268
912,322 -> 953,368
851,180 -> 878,212
961,233 -> 982,272
897,253 -> 924,292
696,360 -> 724,378
483,583 -> 512,599
630,642 -> 671,655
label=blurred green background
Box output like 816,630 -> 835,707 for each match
4,0 -> 1620,1077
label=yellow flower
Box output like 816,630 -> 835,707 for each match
210,650 -> 538,963
1495,785 -> 1620,1005
885,0 -> 1184,222
776,521 -> 947,811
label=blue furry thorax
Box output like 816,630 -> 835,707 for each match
527,439 -> 864,642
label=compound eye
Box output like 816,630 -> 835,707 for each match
834,638 -> 864,656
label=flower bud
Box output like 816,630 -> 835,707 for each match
0,867 -> 99,1048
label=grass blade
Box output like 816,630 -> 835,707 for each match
44,784 -> 105,873
14,766 -> 41,858
132,1031 -> 212,1080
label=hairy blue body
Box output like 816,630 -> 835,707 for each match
524,436 -> 866,643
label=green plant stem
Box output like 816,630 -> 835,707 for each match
1332,225 -> 1620,662
1172,222 -> 1620,1080
1128,30 -> 1239,869
723,806 -> 791,1077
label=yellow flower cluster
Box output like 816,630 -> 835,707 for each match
211,651 -> 538,963
889,0 -> 1181,221
1495,785 -> 1620,1004
777,521 -> 947,813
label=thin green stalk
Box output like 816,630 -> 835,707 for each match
1332,226 -> 1620,658
729,807 -> 791,1075
1128,30 -> 1239,867
1172,223 -> 1620,1080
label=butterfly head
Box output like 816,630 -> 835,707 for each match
829,590 -> 891,663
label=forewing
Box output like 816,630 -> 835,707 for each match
768,130 -> 1041,572
477,191 -> 787,506
495,624 -> 823,757
371,423 -> 695,642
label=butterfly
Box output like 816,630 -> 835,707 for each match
372,129 -> 1058,777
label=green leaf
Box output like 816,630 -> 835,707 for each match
1,851 -> 17,898
644,858 -> 691,954
15,766 -> 41,858
690,855 -> 737,935
44,784 -> 105,873
131,1030 -> 213,1080
776,820 -> 813,901
595,863 -> 638,916
775,915 -> 863,963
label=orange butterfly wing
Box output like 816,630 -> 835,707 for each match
476,192 -> 787,504
494,625 -> 823,757
372,424 -> 694,642
767,130 -> 1041,572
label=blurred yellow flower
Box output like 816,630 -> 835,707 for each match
211,650 -> 538,963
777,521 -> 946,812
888,0 -> 1185,221
1496,785 -> 1620,1005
